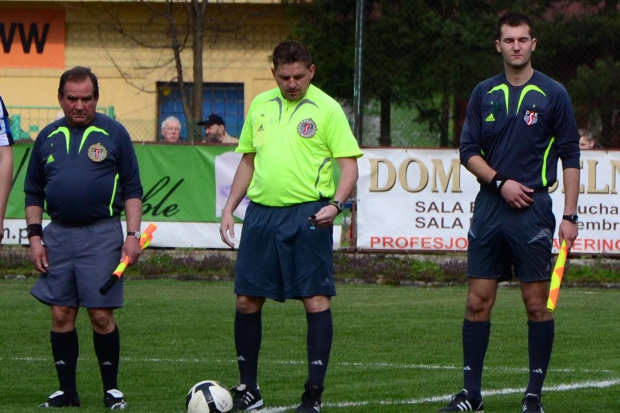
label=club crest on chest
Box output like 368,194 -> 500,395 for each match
297,119 -> 317,138
87,143 -> 108,162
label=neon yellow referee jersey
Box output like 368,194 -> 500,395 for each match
237,84 -> 363,207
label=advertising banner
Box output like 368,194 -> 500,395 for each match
4,144 -> 618,254
1,10 -> 65,69
4,143 -> 250,248
357,148 -> 620,255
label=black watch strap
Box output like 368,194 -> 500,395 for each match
330,201 -> 344,214
562,214 -> 578,224
127,231 -> 141,239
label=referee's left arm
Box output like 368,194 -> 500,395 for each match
122,197 -> 142,265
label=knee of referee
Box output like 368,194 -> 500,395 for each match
87,308 -> 116,334
51,306 -> 79,332
236,295 -> 266,314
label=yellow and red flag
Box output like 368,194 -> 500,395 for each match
547,239 -> 569,312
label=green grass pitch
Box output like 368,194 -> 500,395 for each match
1,279 -> 619,412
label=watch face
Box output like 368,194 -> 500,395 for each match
331,201 -> 343,212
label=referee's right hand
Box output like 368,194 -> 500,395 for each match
500,180 -> 534,209
29,238 -> 49,273
220,212 -> 236,249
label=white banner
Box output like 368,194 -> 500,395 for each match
5,147 -> 617,254
357,148 -> 620,255
2,220 -> 343,250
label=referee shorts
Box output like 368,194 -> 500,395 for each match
234,200 -> 336,302
467,190 -> 555,282
30,217 -> 124,308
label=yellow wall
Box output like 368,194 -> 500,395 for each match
0,1 -> 291,141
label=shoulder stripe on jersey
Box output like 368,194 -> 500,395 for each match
487,84 -> 509,114
268,97 -> 283,123
80,126 -> 109,153
47,127 -> 71,153
542,137 -> 555,187
289,99 -> 318,123
517,85 -> 546,114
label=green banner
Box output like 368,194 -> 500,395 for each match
8,142 -> 239,222
5,142 -> 345,248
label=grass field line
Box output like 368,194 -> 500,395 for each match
7,356 -> 617,376
257,379 -> 620,412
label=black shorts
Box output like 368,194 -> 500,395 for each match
467,191 -> 555,282
234,201 -> 336,302
30,217 -> 124,308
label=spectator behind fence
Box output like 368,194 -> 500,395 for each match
578,128 -> 602,150
198,114 -> 239,144
0,95 -> 15,244
161,116 -> 182,143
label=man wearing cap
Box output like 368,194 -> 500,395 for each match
198,114 -> 239,144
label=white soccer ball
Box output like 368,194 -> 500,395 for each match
186,380 -> 233,413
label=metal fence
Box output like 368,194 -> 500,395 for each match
289,0 -> 620,149
9,2 -> 619,148
8,106 -> 116,141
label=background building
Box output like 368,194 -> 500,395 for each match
0,0 -> 291,141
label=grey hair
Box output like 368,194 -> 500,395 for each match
161,116 -> 181,131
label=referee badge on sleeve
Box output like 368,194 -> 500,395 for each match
87,143 -> 108,162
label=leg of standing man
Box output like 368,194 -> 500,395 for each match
521,282 -> 554,413
440,279 -> 496,412
88,308 -> 127,409
39,306 -> 82,408
296,295 -> 333,413
230,295 -> 266,412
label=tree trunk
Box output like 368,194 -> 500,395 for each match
188,0 -> 206,141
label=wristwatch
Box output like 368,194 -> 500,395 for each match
562,213 -> 578,224
330,200 -> 345,214
127,231 -> 141,239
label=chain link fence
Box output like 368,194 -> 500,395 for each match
289,0 -> 620,149
7,106 -> 118,141
8,2 -> 619,148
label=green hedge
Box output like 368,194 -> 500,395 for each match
2,247 -> 619,285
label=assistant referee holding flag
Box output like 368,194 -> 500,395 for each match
24,66 -> 143,410
439,13 -> 580,413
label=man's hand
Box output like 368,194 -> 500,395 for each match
500,180 -> 534,209
220,212 -> 236,249
558,220 -> 578,250
29,237 -> 49,273
309,204 -> 340,229
121,236 -> 142,266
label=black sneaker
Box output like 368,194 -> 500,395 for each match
295,381 -> 323,413
39,390 -> 81,408
439,389 -> 484,412
522,394 -> 545,413
230,384 -> 264,411
104,389 -> 127,410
